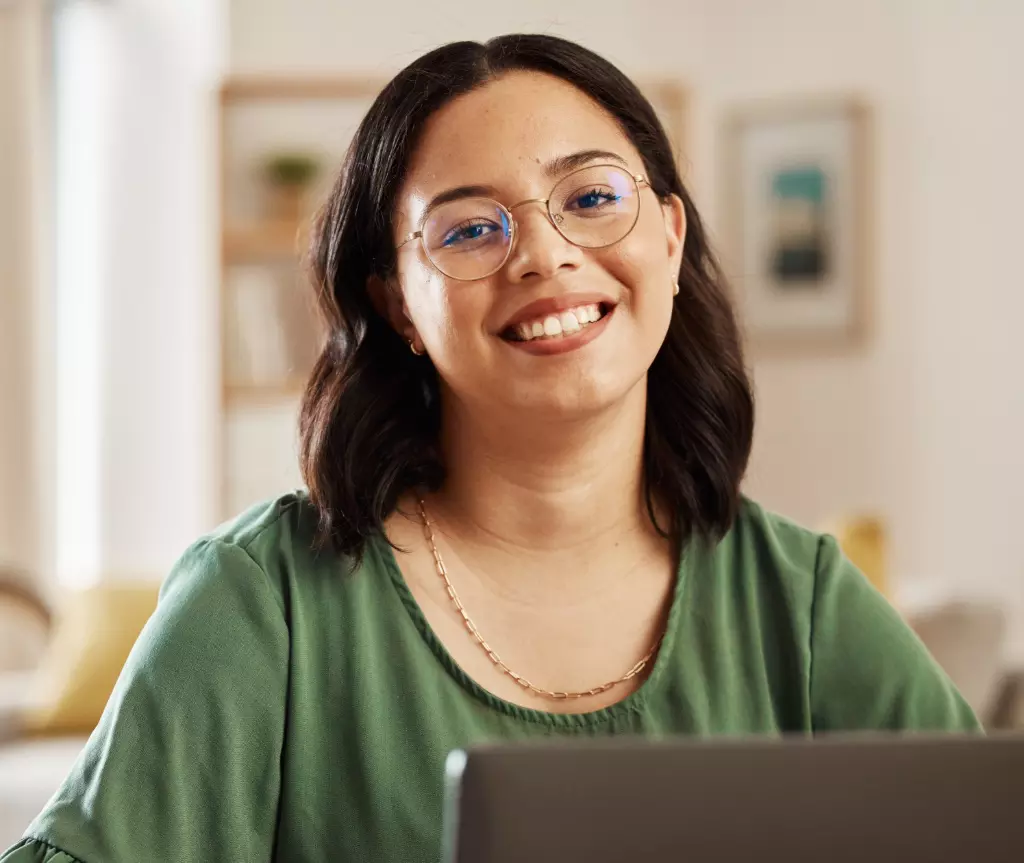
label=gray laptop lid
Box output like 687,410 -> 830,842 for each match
443,735 -> 1024,863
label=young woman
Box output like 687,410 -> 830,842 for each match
3,34 -> 976,863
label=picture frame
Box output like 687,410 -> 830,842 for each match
722,98 -> 871,352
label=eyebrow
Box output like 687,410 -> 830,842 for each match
544,148 -> 629,176
424,149 -> 630,212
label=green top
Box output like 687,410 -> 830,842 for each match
3,493 -> 978,863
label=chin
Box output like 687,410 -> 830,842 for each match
503,372 -> 642,419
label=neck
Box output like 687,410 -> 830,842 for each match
431,381 -> 655,554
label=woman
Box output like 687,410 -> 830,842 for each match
4,34 -> 976,863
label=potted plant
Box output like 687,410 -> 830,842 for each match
262,152 -> 321,222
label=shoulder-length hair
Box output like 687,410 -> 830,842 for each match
300,34 -> 754,558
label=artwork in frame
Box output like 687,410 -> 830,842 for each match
723,98 -> 870,350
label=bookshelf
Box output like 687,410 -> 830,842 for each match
217,77 -> 385,518
222,221 -> 309,262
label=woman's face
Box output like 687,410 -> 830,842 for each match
389,71 -> 686,419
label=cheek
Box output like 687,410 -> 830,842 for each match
401,259 -> 451,335
401,261 -> 490,348
599,201 -> 675,305
599,237 -> 669,306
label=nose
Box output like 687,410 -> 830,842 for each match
503,200 -> 582,283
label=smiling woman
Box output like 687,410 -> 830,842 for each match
2,33 -> 978,863
304,42 -> 750,555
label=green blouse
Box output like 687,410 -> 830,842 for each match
2,493 -> 978,862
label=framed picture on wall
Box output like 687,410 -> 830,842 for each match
722,98 -> 871,351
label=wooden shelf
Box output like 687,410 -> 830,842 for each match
216,76 -> 411,520
221,77 -> 387,102
224,380 -> 307,406
223,221 -> 309,263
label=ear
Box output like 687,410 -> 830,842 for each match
661,193 -> 687,277
367,274 -> 422,350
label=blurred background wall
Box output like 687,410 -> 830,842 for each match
2,0 -> 1022,648
0,0 -> 50,583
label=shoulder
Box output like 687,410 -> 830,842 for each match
109,490 -> 328,726
16,497 -> 317,861
707,496 -> 827,610
169,490 -> 325,609
205,488 -> 321,564
161,490 -> 394,649
705,498 -> 978,731
726,496 -> 823,565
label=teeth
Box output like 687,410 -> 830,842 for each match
559,311 -> 580,333
510,304 -> 606,342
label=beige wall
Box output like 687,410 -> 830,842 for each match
0,0 -> 50,582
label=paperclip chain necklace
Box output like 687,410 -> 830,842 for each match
418,499 -> 662,701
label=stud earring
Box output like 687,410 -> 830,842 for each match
671,277 -> 679,297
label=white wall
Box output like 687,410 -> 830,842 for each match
696,0 -> 916,537
698,0 -> 1024,647
52,0 -> 225,585
900,0 -> 1024,603
229,0 -> 714,86
96,0 -> 224,579
226,0 -> 1024,621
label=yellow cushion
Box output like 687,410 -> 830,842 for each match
23,581 -> 160,735
823,515 -> 888,597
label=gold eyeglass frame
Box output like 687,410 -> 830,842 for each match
396,164 -> 652,282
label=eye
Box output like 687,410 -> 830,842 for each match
441,219 -> 503,248
566,186 -> 622,212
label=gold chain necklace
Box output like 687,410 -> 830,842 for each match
418,499 -> 662,702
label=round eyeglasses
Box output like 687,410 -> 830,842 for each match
397,164 -> 651,281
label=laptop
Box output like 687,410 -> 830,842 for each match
442,735 -> 1024,863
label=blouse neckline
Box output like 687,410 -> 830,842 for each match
372,528 -> 694,729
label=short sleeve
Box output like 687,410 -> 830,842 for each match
0,838 -> 78,863
1,539 -> 290,862
809,534 -> 981,733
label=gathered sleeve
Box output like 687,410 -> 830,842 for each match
1,539 -> 290,862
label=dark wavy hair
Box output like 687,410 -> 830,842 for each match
300,34 -> 754,558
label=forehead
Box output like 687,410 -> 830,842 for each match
400,71 -> 641,203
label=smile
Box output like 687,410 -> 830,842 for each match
500,302 -> 615,356
504,303 -> 610,342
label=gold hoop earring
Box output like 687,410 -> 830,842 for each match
409,339 -> 425,356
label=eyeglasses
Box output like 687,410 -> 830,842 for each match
397,164 -> 651,281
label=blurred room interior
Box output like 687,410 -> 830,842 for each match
1,0 -> 1022,842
